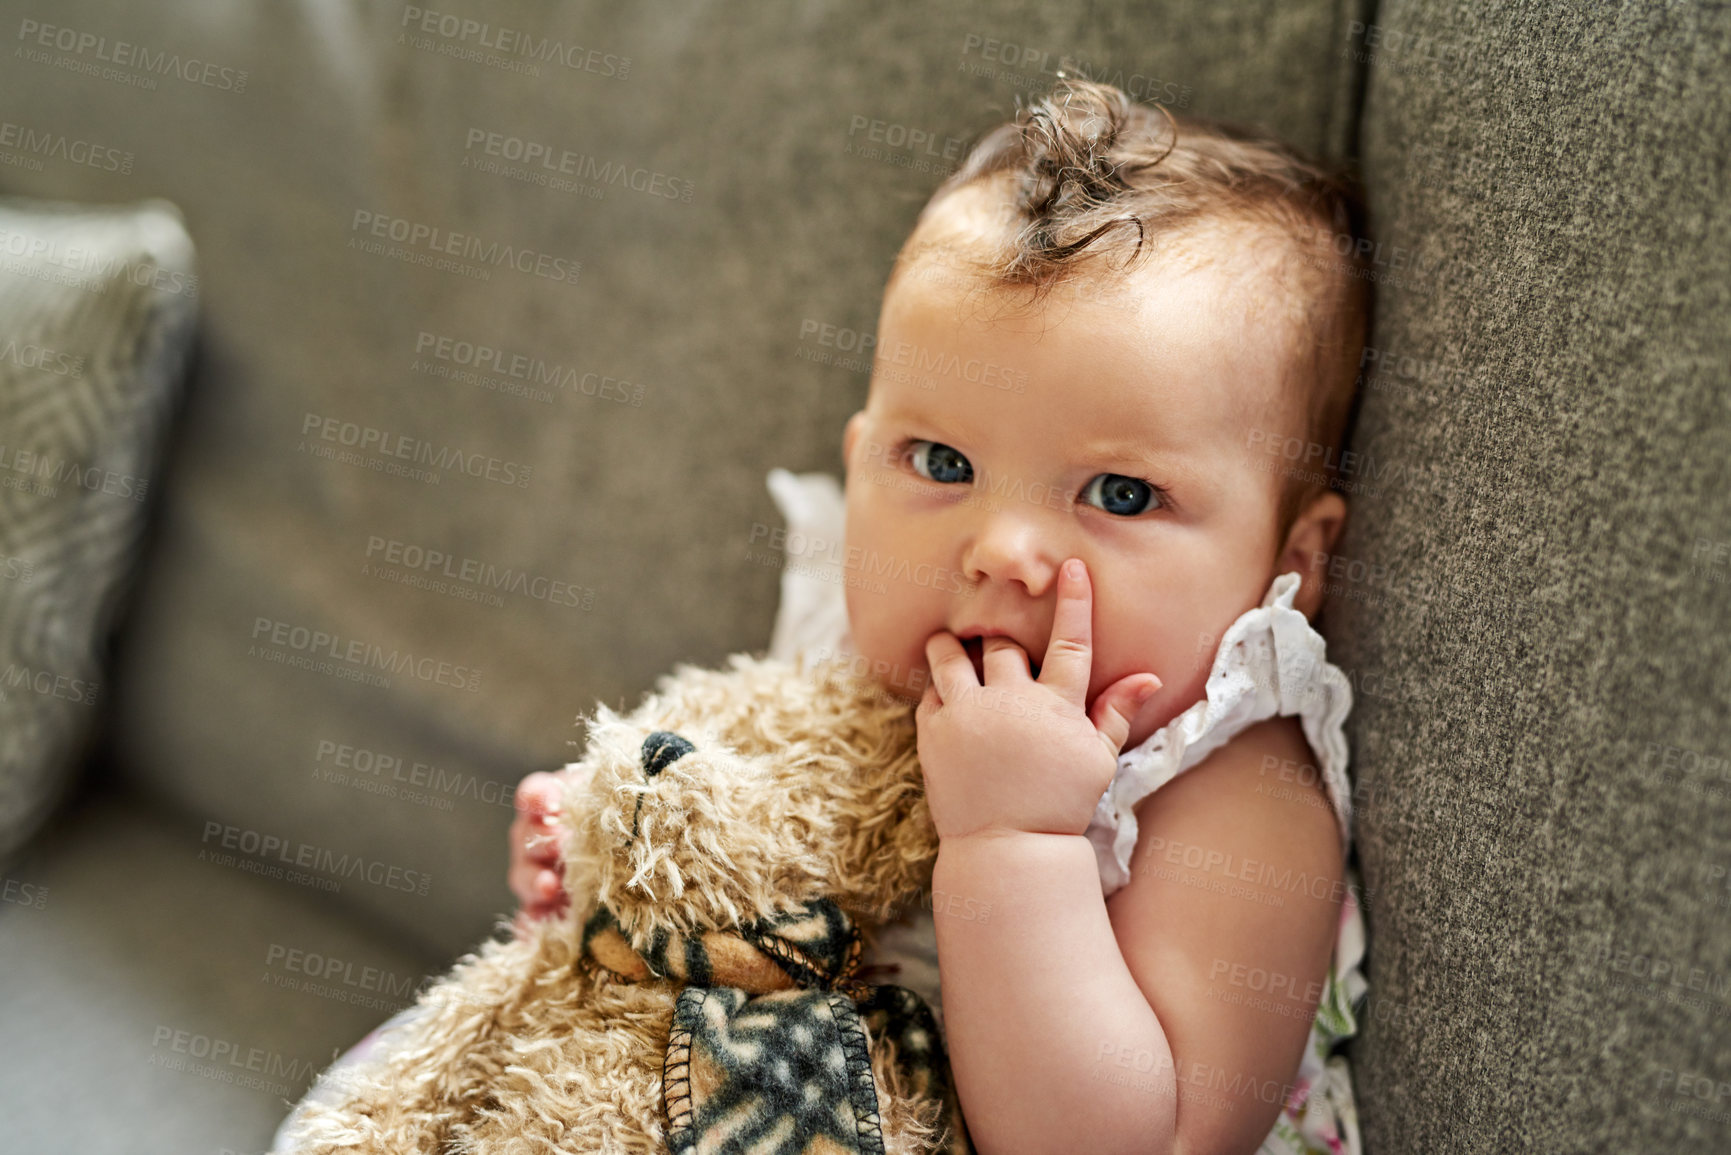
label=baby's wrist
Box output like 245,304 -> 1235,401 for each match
936,826 -> 1090,859
938,819 -> 1090,844
932,829 -> 1097,920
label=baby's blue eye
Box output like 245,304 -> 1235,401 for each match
1083,473 -> 1161,517
905,441 -> 1166,517
907,440 -> 973,484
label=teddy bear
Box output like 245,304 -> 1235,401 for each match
276,651 -> 972,1155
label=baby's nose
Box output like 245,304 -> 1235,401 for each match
640,731 -> 695,777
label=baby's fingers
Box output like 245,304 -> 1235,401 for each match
514,771 -> 565,819
1038,558 -> 1095,701
509,857 -> 564,907
511,812 -> 562,865
513,771 -> 567,867
512,898 -> 566,939
1091,674 -> 1163,758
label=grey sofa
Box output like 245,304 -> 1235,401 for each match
1,2 -> 1727,1152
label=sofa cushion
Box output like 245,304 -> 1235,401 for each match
0,196 -> 197,866
0,784 -> 438,1155
1331,3 -> 1731,1150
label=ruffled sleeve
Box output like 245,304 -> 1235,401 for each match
1086,571 -> 1355,897
764,468 -> 856,666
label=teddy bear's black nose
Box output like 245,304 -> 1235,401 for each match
641,731 -> 695,777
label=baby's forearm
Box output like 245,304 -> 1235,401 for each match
931,831 -> 1176,1155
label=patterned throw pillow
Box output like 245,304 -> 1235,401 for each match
0,196 -> 198,863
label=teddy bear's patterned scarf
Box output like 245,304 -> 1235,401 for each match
579,896 -> 966,1155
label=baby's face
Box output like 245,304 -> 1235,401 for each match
841,224 -> 1303,753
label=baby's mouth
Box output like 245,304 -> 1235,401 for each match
962,636 -> 984,680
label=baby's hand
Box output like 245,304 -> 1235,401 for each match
916,557 -> 1161,842
508,768 -> 582,938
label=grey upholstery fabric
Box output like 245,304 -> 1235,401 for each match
1327,4 -> 1731,1152
0,786 -> 436,1154
0,197 -> 197,864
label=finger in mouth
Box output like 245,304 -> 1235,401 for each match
961,636 -> 1040,679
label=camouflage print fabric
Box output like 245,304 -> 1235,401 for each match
580,899 -> 965,1154
666,985 -> 886,1154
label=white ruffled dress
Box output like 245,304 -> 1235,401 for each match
766,468 -> 1369,1155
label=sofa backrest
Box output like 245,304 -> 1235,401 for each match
1328,4 -> 1731,1150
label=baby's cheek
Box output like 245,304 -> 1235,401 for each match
1150,666 -> 1209,727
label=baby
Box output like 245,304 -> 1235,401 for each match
508,77 -> 1373,1155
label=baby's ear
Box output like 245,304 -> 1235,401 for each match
1275,491 -> 1348,621
842,411 -> 866,469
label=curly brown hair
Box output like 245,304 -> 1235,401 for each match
886,76 -> 1373,546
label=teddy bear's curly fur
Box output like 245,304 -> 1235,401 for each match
277,652 -> 969,1154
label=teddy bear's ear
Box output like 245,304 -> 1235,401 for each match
569,701 -> 617,751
